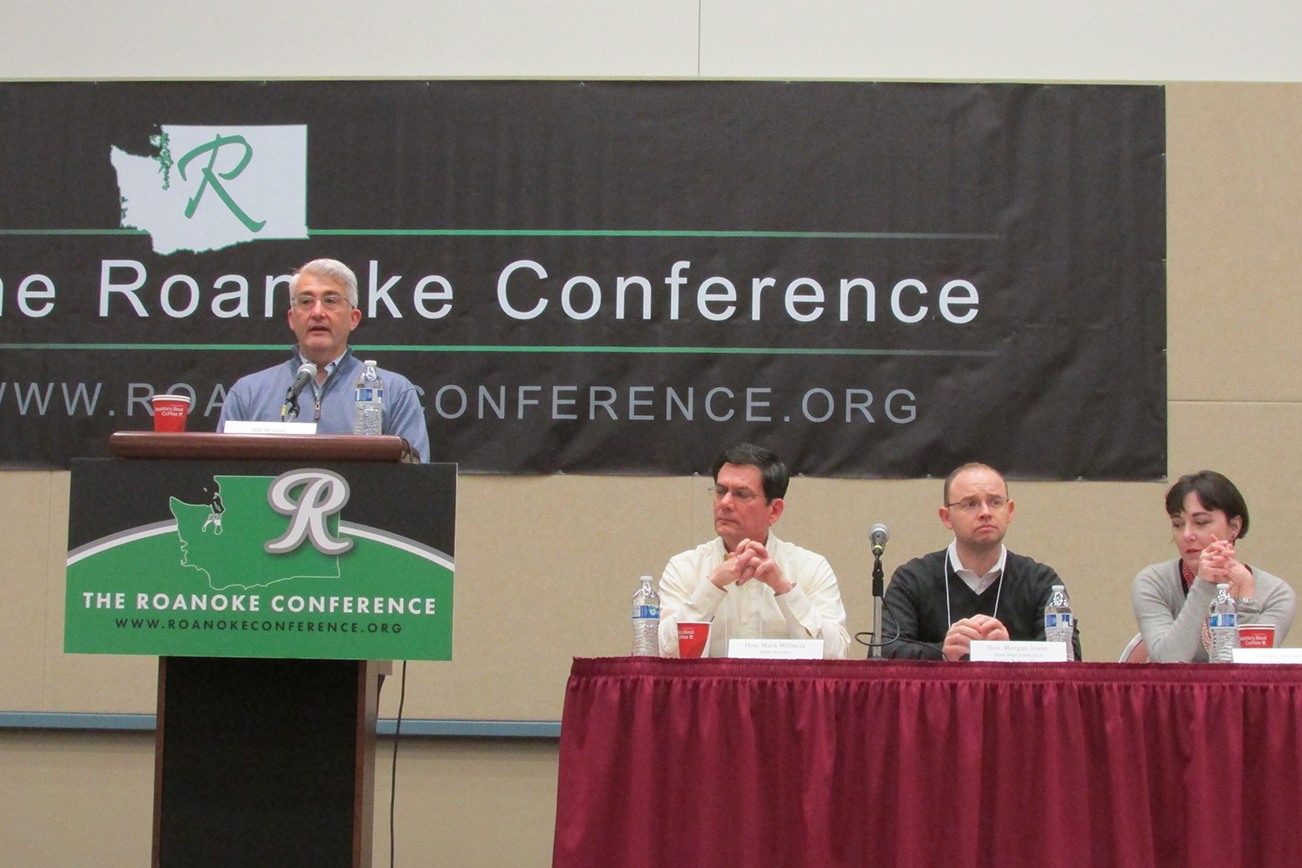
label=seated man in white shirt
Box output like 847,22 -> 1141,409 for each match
657,443 -> 850,659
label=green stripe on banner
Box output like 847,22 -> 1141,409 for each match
0,228 -> 1001,241
0,343 -> 996,357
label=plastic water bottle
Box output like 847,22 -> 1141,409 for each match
1044,584 -> 1074,659
1208,583 -> 1238,663
353,360 -> 384,436
631,576 -> 660,656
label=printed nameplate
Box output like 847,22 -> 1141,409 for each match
1232,648 -> 1302,664
970,640 -> 1068,662
728,638 -> 824,659
222,420 -> 318,435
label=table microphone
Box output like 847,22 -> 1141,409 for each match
867,522 -> 891,659
870,523 -> 890,558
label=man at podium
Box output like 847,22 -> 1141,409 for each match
217,257 -> 431,461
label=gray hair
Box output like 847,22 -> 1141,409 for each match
288,258 -> 359,307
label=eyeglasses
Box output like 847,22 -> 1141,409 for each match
292,293 -> 350,312
945,496 -> 1008,513
708,484 -> 763,504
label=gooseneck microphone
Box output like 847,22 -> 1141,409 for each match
281,362 -> 318,421
868,522 -> 891,659
870,522 -> 890,558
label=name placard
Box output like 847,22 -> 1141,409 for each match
728,638 -> 825,659
1232,648 -> 1302,664
969,640 -> 1069,662
222,420 -> 318,435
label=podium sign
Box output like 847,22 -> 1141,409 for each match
66,458 -> 456,660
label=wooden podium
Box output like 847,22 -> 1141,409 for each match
70,433 -> 447,868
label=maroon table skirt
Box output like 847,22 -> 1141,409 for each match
553,657 -> 1302,868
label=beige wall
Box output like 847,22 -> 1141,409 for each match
0,730 -> 560,867
2,81 -> 1299,866
5,1 -> 1302,80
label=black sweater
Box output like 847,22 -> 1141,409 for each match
881,548 -> 1082,660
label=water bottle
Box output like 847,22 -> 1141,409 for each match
1044,584 -> 1074,659
631,576 -> 660,656
1208,583 -> 1238,663
353,360 -> 384,436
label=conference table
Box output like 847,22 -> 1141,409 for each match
552,657 -> 1302,868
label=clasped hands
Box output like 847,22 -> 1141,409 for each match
943,614 -> 1010,661
1198,536 -> 1253,596
709,539 -> 794,596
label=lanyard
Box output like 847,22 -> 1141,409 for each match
944,555 -> 1003,629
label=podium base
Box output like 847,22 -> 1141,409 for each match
152,656 -> 379,868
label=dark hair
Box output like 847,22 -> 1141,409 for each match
1164,471 -> 1250,539
942,462 -> 1007,504
711,443 -> 789,501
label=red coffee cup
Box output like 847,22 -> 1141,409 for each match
1238,624 -> 1276,649
677,621 -> 711,658
151,394 -> 191,432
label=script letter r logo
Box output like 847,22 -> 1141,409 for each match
264,469 -> 354,555
177,134 -> 268,232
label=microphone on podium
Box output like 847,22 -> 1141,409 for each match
870,522 -> 890,558
282,362 -> 318,421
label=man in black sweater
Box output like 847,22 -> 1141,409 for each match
881,463 -> 1081,660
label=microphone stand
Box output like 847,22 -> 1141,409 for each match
870,551 -> 884,659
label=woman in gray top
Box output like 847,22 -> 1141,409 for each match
1131,470 -> 1295,662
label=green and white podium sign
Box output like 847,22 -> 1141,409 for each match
65,458 -> 456,660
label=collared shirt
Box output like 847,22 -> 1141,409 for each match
948,540 -> 1008,595
303,349 -> 347,405
219,348 -> 431,462
657,533 -> 851,659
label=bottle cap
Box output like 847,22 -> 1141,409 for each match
1217,582 -> 1230,590
364,359 -> 377,366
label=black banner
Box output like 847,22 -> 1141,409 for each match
0,81 -> 1165,478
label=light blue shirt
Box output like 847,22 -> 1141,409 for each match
218,348 -> 431,462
